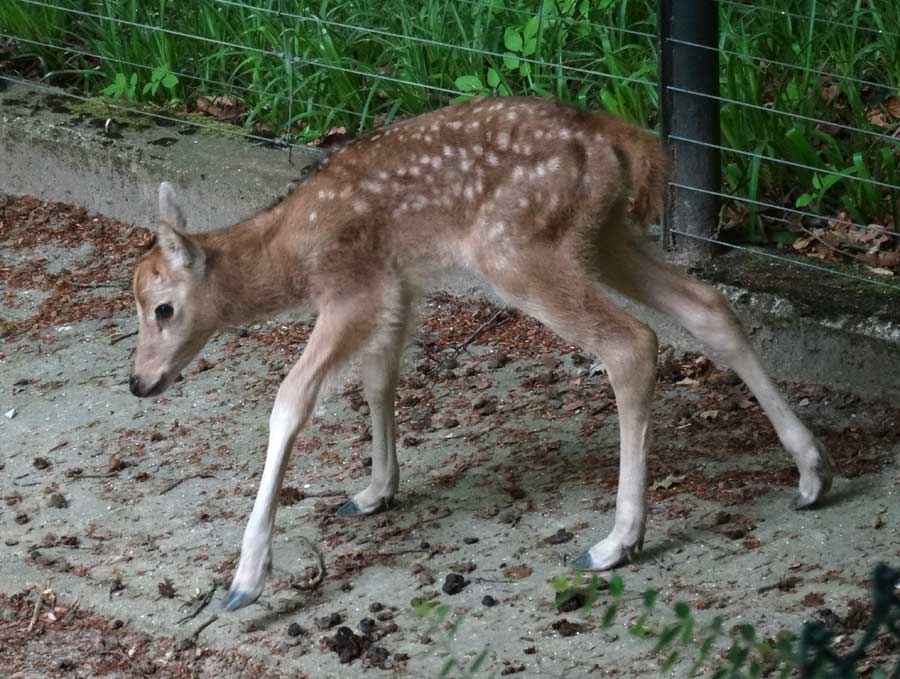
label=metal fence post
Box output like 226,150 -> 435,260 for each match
658,0 -> 720,263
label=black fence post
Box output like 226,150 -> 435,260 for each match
658,0 -> 720,263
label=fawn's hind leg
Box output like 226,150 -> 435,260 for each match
337,290 -> 411,516
486,259 -> 659,570
599,238 -> 834,507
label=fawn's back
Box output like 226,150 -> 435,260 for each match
271,97 -> 669,290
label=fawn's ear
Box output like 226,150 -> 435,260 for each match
153,182 -> 205,272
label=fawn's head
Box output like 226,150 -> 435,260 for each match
129,183 -> 216,397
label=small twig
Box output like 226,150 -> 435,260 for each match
191,615 -> 219,641
69,280 -> 128,289
159,473 -> 215,495
451,307 -> 511,357
109,330 -> 138,346
177,584 -> 218,625
290,536 -> 326,592
418,508 -> 454,526
47,441 -> 68,453
372,548 -> 430,558
70,471 -> 119,480
28,586 -> 48,632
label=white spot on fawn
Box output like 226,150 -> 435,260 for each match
353,200 -> 369,214
486,152 -> 499,166
443,146 -> 454,158
496,131 -> 510,150
308,211 -> 318,222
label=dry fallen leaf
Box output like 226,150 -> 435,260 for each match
884,95 -> 900,119
651,473 -> 686,490
503,564 -> 533,579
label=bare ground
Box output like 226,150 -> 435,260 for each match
1,195 -> 898,678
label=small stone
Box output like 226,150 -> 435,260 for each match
3,408 -> 16,419
441,355 -> 459,370
32,457 -> 51,469
109,619 -> 124,630
723,527 -> 747,540
441,417 -> 460,429
482,595 -> 497,607
196,358 -> 212,372
359,617 -> 376,636
108,454 -> 127,472
149,431 -> 165,443
462,536 -> 480,545
552,618 -> 585,637
365,645 -> 390,668
442,573 -> 468,595
544,528 -> 574,545
287,622 -> 303,637
14,512 -> 28,525
713,511 -> 732,526
4,538 -> 18,546
316,612 -> 342,630
375,610 -> 394,621
486,352 -> 509,369
369,602 -> 384,613
48,493 -> 67,509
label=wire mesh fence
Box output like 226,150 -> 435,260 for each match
1,0 -> 899,294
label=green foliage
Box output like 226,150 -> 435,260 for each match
552,562 -> 900,679
1,0 -> 899,237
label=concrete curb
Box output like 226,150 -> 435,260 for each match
3,81 -> 899,400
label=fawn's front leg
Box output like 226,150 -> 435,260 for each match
224,307 -> 372,611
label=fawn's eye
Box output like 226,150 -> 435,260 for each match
155,303 -> 174,321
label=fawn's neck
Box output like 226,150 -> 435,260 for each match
195,201 -> 309,326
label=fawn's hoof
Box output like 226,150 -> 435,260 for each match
223,588 -> 260,611
794,439 -> 836,509
336,499 -> 362,515
336,496 -> 391,516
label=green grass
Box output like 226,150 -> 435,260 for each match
1,0 -> 899,240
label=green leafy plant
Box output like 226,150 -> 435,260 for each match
141,64 -> 178,98
551,562 -> 900,679
101,72 -> 138,101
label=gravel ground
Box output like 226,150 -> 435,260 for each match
1,194 -> 898,678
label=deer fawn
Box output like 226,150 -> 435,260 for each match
128,97 -> 834,611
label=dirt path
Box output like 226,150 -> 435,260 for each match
1,195 -> 898,678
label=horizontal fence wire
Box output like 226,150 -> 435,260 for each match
453,0 -> 658,40
209,0 -> 657,87
12,0 -> 459,97
668,85 -> 900,144
670,181 -> 900,239
670,227 -> 900,292
668,36 -> 900,94
715,0 -> 900,41
14,0 -> 657,94
668,134 -> 900,195
0,33 -> 371,126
